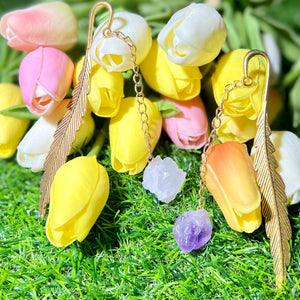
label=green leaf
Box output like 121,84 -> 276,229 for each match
258,20 -> 300,63
253,6 -> 300,54
154,99 -> 180,118
222,2 -> 241,50
289,76 -> 300,128
235,11 -> 248,48
282,58 -> 300,88
244,8 -> 264,51
0,104 -> 39,120
0,38 -> 25,83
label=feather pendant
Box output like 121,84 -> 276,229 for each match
251,51 -> 292,287
39,52 -> 91,218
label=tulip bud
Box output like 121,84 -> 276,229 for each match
263,131 -> 300,205
140,40 -> 202,100
19,47 -> 74,117
16,99 -> 95,172
109,97 -> 162,175
46,156 -> 109,247
212,49 -> 266,120
0,2 -> 78,52
74,56 -> 124,117
204,141 -> 262,233
215,89 -> 282,144
216,115 -> 257,144
162,96 -> 208,149
0,83 -> 30,158
91,12 -> 152,72
212,49 -> 266,142
157,3 -> 227,66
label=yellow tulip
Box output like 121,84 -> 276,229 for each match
0,83 -> 30,158
109,97 -> 162,175
212,49 -> 266,120
140,40 -> 202,100
217,115 -> 258,143
216,88 -> 282,143
46,156 -> 109,247
74,56 -> 124,117
203,141 -> 262,233
211,49 -> 266,142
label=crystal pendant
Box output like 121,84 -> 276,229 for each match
173,209 -> 212,252
142,155 -> 186,203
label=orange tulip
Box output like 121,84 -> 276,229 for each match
203,141 -> 261,233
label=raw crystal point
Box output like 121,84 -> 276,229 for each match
173,209 -> 212,252
142,155 -> 186,203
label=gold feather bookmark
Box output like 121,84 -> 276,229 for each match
247,50 -> 292,287
39,2 -> 114,218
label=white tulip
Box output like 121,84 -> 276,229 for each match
17,116 -> 57,172
17,100 -> 95,172
91,12 -> 152,72
269,131 -> 300,205
157,3 -> 227,66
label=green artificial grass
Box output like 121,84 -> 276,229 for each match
0,142 -> 299,299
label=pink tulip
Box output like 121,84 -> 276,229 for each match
162,96 -> 208,149
19,47 -> 74,116
0,2 -> 78,52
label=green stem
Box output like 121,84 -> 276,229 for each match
87,120 -> 109,157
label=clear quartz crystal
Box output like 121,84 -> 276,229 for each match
142,155 -> 186,203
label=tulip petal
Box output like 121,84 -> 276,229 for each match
0,2 -> 78,52
162,96 -> 208,149
269,131 -> 300,205
204,142 -> 261,233
46,156 -> 109,247
91,12 -> 152,72
109,97 -> 162,175
19,47 -> 74,116
158,3 -> 227,66
140,40 -> 202,100
217,115 -> 258,143
74,57 -> 124,117
0,83 -> 30,158
17,99 -> 95,172
212,49 -> 266,120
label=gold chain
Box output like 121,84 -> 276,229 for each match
103,29 -> 154,163
197,76 -> 253,209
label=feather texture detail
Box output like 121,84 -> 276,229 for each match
250,50 -> 292,287
39,52 -> 91,218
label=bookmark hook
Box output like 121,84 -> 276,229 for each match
243,50 -> 270,105
87,1 -> 114,49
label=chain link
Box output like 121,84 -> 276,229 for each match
103,29 -> 154,163
197,76 -> 253,209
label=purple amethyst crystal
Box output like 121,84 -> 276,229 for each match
173,209 -> 212,252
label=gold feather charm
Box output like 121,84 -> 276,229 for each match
39,2 -> 114,218
247,50 -> 292,287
